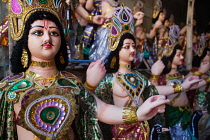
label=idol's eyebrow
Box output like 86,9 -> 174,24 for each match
31,25 -> 44,29
30,25 -> 58,29
123,42 -> 135,45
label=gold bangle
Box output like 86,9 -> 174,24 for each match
122,107 -> 138,124
150,74 -> 160,81
86,14 -> 93,23
173,84 -> 183,93
84,81 -> 97,92
205,78 -> 210,84
193,70 -> 204,76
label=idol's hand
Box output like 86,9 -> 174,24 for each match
154,19 -> 163,29
151,60 -> 165,75
86,59 -> 106,87
199,61 -> 210,74
93,15 -> 106,25
137,95 -> 170,121
182,76 -> 203,91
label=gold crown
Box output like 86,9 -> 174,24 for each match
152,0 -> 162,19
195,34 -> 206,57
2,0 -> 69,40
108,4 -> 135,51
158,25 -> 180,59
133,0 -> 144,14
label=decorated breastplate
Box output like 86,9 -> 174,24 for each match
166,72 -> 184,86
115,71 -> 145,106
1,71 -> 80,139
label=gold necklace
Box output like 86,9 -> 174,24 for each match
119,64 -> 131,69
26,70 -> 59,89
166,72 -> 182,80
171,67 -> 177,70
30,61 -> 56,68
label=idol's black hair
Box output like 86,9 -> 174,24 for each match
104,32 -> 136,73
192,47 -> 210,67
10,11 -> 68,74
152,10 -> 163,24
161,44 -> 183,74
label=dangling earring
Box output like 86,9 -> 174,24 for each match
21,49 -> 29,68
60,53 -> 65,64
167,61 -> 171,69
110,56 -> 116,68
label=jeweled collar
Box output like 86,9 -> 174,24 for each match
30,60 -> 56,68
119,63 -> 131,70
166,72 -> 182,80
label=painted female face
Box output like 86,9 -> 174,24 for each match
172,49 -> 184,66
28,20 -> 61,61
164,19 -> 170,27
158,12 -> 165,22
202,51 -> 210,62
119,38 -> 136,63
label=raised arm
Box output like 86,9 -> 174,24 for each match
85,59 -> 106,92
185,61 -> 210,78
146,19 -> 163,39
85,0 -> 95,11
180,25 -> 187,35
150,60 -> 165,86
155,76 -> 203,95
95,94 -> 170,124
75,6 -> 105,25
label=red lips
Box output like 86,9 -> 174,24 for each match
130,53 -> 135,57
43,44 -> 52,48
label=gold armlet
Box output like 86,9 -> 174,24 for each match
86,14 -> 93,23
193,70 -> 204,76
84,81 -> 97,92
122,107 -> 138,124
205,78 -> 210,84
173,84 -> 183,93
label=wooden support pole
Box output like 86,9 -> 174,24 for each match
185,0 -> 195,70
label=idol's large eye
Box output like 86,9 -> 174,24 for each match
122,43 -> 136,49
50,31 -> 60,36
122,45 -> 130,49
31,30 -> 43,36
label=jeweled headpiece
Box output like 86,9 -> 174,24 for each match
108,4 -> 135,51
2,0 -> 68,40
133,0 -> 144,13
152,0 -> 162,19
157,25 -> 180,59
194,33 -> 206,56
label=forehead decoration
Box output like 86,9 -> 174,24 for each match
2,0 -> 69,40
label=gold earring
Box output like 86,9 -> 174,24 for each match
60,53 -> 65,64
110,56 -> 116,68
21,49 -> 29,68
167,61 -> 171,69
